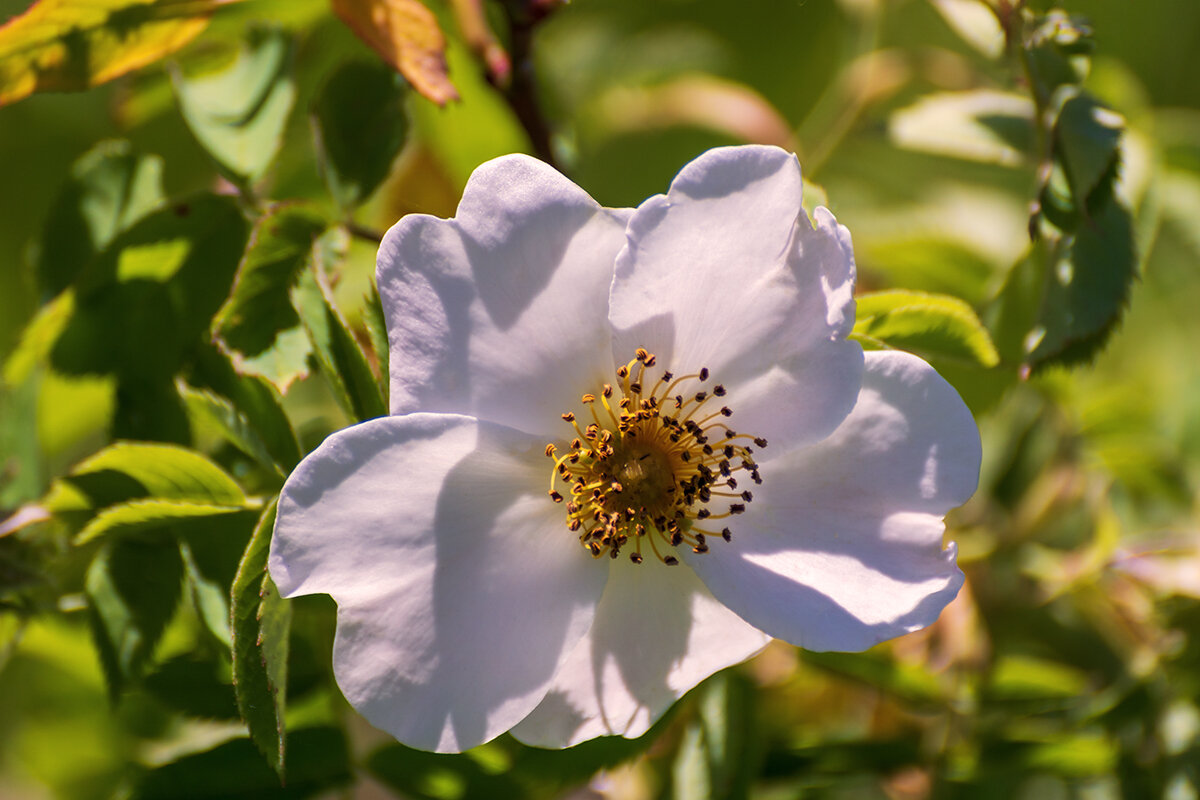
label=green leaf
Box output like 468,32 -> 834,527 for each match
187,344 -> 303,472
802,650 -> 945,707
1027,11 -> 1094,93
173,25 -> 295,186
35,140 -> 165,299
853,290 -> 1000,367
179,383 -> 286,478
133,727 -> 351,799
3,290 -> 74,385
50,193 -> 249,383
143,654 -> 240,720
86,534 -> 184,698
0,375 -> 40,507
58,440 -> 246,509
672,672 -> 757,800
180,536 -> 233,644
113,374 -> 192,445
311,59 -> 409,211
213,205 -> 324,389
362,283 -> 390,405
1055,90 -> 1123,205
995,193 -> 1139,373
368,745 -> 527,800
0,0 -> 240,107
857,237 -> 1000,307
1035,194 -> 1138,367
292,257 -> 387,422
230,499 -> 290,778
74,498 -> 249,545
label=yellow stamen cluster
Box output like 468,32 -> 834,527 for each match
546,349 -> 766,565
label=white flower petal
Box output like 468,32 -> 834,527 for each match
686,350 -> 980,652
269,414 -> 607,752
610,146 -> 861,447
377,155 -> 632,438
510,559 -> 770,748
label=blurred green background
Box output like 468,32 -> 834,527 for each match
2,0 -> 1199,798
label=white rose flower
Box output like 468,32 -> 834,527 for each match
268,145 -> 981,753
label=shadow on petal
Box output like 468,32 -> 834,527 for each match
427,423 -> 606,749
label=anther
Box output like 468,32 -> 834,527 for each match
546,348 -> 766,563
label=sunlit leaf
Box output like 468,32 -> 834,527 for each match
989,654 -> 1090,700
311,59 -> 409,211
1024,733 -> 1117,777
330,0 -> 458,106
173,25 -> 295,185
74,498 -> 249,545
36,140 -> 164,299
212,205 -> 323,390
0,0 -> 241,107
3,290 -> 74,385
854,289 -> 1000,368
292,247 -> 387,423
133,726 -> 351,799
230,499 -> 290,778
53,440 -> 245,512
50,193 -> 249,382
927,0 -> 1004,58
86,534 -> 184,698
890,90 -> 1033,166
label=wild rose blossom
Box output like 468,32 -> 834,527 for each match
268,145 -> 981,753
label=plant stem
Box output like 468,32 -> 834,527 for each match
501,0 -> 560,170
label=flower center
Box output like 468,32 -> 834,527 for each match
546,348 -> 766,565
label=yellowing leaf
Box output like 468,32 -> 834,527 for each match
0,0 -> 242,107
330,0 -> 458,106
